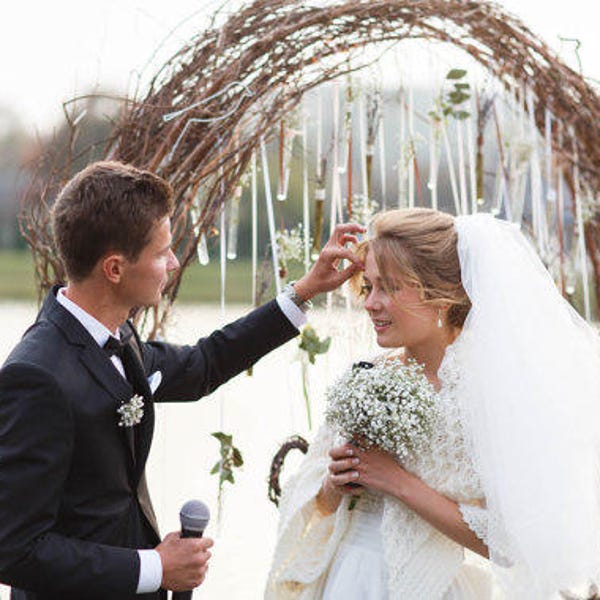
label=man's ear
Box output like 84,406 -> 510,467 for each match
101,253 -> 126,284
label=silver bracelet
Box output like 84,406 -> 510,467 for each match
282,281 -> 313,313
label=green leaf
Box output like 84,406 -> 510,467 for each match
232,448 -> 244,467
299,325 -> 332,364
456,110 -> 471,120
211,431 -> 232,445
448,91 -> 469,105
455,82 -> 470,90
210,431 -> 245,501
446,68 -> 467,80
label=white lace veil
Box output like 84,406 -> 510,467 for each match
454,214 -> 600,598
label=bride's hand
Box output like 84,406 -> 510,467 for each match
352,445 -> 411,497
316,444 -> 363,514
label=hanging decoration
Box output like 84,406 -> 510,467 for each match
21,0 -> 600,336
311,91 -> 328,259
277,114 -> 299,202
365,83 -> 381,203
210,431 -> 244,523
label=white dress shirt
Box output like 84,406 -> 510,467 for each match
56,288 -> 306,593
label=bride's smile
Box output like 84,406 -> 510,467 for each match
362,250 -> 441,350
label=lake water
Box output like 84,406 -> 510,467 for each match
0,301 -> 376,599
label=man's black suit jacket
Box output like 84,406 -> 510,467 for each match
0,287 -> 298,599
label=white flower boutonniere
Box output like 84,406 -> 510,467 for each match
117,394 -> 145,427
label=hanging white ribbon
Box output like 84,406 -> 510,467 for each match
328,83 -> 342,314
378,110 -> 387,209
408,85 -> 415,208
573,163 -> 592,320
456,119 -> 469,215
466,98 -> 477,214
302,109 -> 311,273
251,150 -> 258,305
398,86 -> 407,208
441,119 -> 461,215
428,117 -> 439,210
260,138 -> 282,295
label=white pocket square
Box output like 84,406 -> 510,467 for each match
147,371 -> 162,394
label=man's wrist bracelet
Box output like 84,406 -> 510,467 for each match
282,281 -> 313,313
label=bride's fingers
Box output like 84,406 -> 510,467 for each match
328,457 -> 360,474
329,445 -> 356,460
329,470 -> 360,487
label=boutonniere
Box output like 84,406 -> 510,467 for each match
117,394 -> 145,427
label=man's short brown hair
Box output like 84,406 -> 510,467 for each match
51,161 -> 174,281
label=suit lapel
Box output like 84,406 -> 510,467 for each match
78,344 -> 134,400
42,288 -> 156,483
80,344 -> 138,470
43,288 -> 138,469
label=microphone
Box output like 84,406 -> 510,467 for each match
172,500 -> 211,600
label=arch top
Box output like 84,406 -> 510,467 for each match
21,0 -> 600,332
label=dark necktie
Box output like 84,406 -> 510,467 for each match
103,334 -> 130,359
103,332 -> 146,396
103,332 -> 160,536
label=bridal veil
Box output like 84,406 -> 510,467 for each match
454,214 -> 600,597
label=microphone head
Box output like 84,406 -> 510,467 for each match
179,499 -> 210,533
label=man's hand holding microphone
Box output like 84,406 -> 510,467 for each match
156,500 -> 212,597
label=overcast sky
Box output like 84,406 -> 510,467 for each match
3,0 -> 599,134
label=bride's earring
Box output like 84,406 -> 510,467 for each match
437,309 -> 443,329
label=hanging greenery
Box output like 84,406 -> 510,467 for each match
210,431 -> 244,519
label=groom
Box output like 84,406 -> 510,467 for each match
0,161 -> 363,599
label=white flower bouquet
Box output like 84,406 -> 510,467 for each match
325,359 -> 437,460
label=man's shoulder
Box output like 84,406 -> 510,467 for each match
2,317 -> 69,373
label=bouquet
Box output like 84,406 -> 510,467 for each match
325,359 -> 437,461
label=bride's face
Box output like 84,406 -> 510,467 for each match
362,250 -> 439,348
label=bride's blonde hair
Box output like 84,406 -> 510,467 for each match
353,208 -> 471,328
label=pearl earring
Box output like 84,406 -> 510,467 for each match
437,309 -> 443,329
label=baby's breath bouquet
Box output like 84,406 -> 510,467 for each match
325,359 -> 437,460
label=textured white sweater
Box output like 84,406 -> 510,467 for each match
265,345 -> 498,599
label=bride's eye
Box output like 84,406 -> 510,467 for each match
384,282 -> 401,293
359,284 -> 372,296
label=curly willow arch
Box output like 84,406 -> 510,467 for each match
22,0 -> 600,335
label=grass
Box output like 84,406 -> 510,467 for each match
0,251 -> 37,301
177,258 -> 258,304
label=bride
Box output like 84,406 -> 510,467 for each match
265,208 -> 600,599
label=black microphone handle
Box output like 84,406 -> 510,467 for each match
171,529 -> 203,600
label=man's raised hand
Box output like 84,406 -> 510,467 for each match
293,223 -> 365,300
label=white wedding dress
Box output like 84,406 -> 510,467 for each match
265,339 -> 501,599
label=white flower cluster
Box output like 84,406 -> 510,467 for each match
325,360 -> 437,460
117,394 -> 145,428
351,194 -> 379,228
276,225 -> 310,266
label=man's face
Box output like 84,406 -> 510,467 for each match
119,216 -> 179,307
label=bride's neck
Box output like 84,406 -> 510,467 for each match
404,327 -> 461,381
